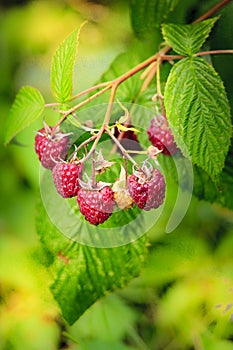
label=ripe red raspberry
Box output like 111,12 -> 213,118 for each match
147,117 -> 178,155
52,162 -> 83,198
128,168 -> 165,211
77,185 -> 115,225
35,125 -> 70,169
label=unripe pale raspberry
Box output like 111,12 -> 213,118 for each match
147,118 -> 178,155
77,186 -> 115,225
113,190 -> 134,210
35,126 -> 70,169
53,162 -> 83,198
128,168 -> 165,211
112,168 -> 134,210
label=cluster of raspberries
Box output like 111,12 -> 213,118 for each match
35,117 -> 177,226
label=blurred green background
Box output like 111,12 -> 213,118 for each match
0,1 -> 233,349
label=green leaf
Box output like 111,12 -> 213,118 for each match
4,86 -> 44,145
130,0 -> 180,38
161,17 -> 219,56
51,24 -> 84,103
193,144 -> 233,210
36,198 -> 148,325
217,147 -> 233,209
193,166 -> 219,203
164,57 -> 231,181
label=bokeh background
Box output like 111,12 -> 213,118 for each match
0,1 -> 233,349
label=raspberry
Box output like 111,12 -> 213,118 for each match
112,166 -> 134,210
114,124 -> 142,154
147,118 -> 178,155
77,185 -> 115,225
35,125 -> 70,169
53,162 -> 83,198
113,189 -> 133,210
128,168 -> 165,211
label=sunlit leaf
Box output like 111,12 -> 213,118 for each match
4,86 -> 44,145
51,22 -> 86,103
162,17 -> 219,56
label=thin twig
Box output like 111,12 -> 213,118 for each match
75,133 -> 98,154
80,124 -> 105,163
192,0 -> 232,23
70,81 -> 111,101
141,61 -> 158,92
103,83 -> 119,126
156,57 -> 166,116
126,150 -> 147,154
91,150 -> 96,187
161,50 -> 233,61
44,102 -> 61,108
196,49 -> 233,56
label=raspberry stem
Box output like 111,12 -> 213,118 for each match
103,82 -> 119,126
91,151 -> 96,188
80,124 -> 105,164
69,81 -> 111,101
156,57 -> 166,117
192,0 -> 232,24
195,49 -> 233,56
74,133 -> 98,154
140,61 -> 157,93
161,50 -> 233,61
126,150 -> 147,154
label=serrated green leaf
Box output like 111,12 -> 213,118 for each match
51,24 -> 83,103
161,17 -> 219,56
164,57 -> 231,181
4,86 -> 44,145
130,0 -> 180,38
193,144 -> 233,210
36,198 -> 148,325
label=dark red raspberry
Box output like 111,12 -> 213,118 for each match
35,125 -> 70,169
128,168 -> 165,211
53,162 -> 83,198
147,118 -> 178,155
114,124 -> 142,154
77,186 -> 115,225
